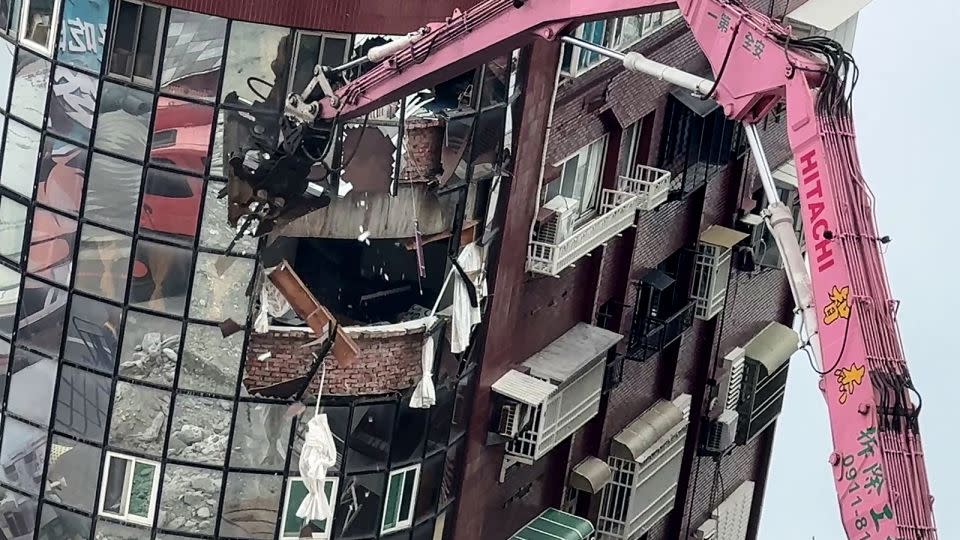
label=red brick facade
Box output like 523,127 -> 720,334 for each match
245,326 -> 428,396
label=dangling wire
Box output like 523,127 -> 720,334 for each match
314,360 -> 327,417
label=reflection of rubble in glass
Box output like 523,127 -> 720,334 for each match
38,504 -> 90,540
109,381 -> 170,457
158,464 -> 222,535
94,518 -> 151,540
0,416 -> 47,495
199,180 -> 257,255
180,323 -> 242,396
119,311 -> 180,387
189,252 -> 254,322
219,472 -> 282,540
167,395 -> 231,465
0,485 -> 37,538
230,402 -> 291,470
44,435 -> 101,513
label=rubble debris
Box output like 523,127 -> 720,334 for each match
257,351 -> 272,361
218,318 -> 244,337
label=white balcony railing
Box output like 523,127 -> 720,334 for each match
619,164 -> 672,211
527,189 -> 639,277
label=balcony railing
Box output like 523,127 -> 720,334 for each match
527,189 -> 639,277
619,164 -> 671,211
624,301 -> 696,361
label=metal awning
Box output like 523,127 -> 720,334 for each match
787,0 -> 872,31
610,399 -> 683,461
744,321 -> 798,377
670,87 -> 720,117
772,159 -> 798,190
699,225 -> 749,249
492,370 -> 558,407
569,456 -> 612,494
510,508 -> 595,540
640,268 -> 675,291
522,322 -> 622,385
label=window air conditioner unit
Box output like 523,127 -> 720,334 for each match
709,347 -> 746,420
691,518 -> 718,540
703,409 -> 739,454
735,213 -> 764,272
540,196 -> 580,245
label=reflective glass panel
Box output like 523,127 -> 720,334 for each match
0,339 -> 7,406
415,452 -> 444,523
167,394 -> 230,465
48,65 -> 97,144
74,224 -> 131,302
180,322 -> 241,396
26,207 -> 77,286
220,21 -> 291,112
0,415 -> 48,493
189,251 -> 254,322
230,402 -> 291,470
8,348 -> 56,426
158,464 -> 221,534
119,309 -> 181,387
346,403 -> 396,472
199,179 -> 257,255
55,364 -> 111,442
36,137 -> 86,214
94,81 -> 152,159
0,196 -> 27,263
84,152 -> 143,231
0,38 -> 14,109
160,10 -> 225,101
10,48 -> 50,126
391,398 -> 427,465
139,168 -> 202,244
129,239 -> 191,316
332,472 -> 384,538
219,472 -> 282,539
38,502 -> 91,540
44,435 -> 102,512
0,485 -> 36,538
0,119 -> 41,197
290,405 -> 348,475
16,277 -> 68,356
0,264 -> 20,337
108,381 -> 171,457
150,97 -> 214,174
63,293 -> 121,373
440,441 -> 462,506
94,518 -> 152,540
57,0 -> 109,72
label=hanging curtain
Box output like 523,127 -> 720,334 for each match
410,327 -> 437,408
295,368 -> 337,524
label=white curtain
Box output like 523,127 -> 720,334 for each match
410,329 -> 437,408
450,242 -> 485,353
296,414 -> 336,522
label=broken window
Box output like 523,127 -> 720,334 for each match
158,464 -> 221,534
180,322 -> 242,396
54,364 -> 110,442
118,309 -> 181,386
159,10 -> 226,101
167,394 -> 231,466
346,402 -> 396,472
0,415 -> 47,493
289,30 -> 349,95
98,451 -> 160,525
332,472 -> 384,538
220,21 -> 291,113
108,381 -> 170,457
63,293 -> 121,374
219,472 -> 282,539
44,434 -> 102,512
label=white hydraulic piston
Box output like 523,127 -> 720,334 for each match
562,35 -> 823,368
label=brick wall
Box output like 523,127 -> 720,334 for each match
245,326 -> 427,396
401,118 -> 445,181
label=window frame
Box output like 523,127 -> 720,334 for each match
287,29 -> 351,95
279,476 -> 340,540
97,451 -> 161,526
106,0 -> 165,86
546,135 -> 608,226
560,10 -> 682,78
17,0 -> 62,56
381,463 -> 421,535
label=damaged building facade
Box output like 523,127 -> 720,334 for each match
0,0 -> 868,539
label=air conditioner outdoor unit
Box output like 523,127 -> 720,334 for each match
498,402 -> 532,439
735,213 -> 764,271
691,518 -> 718,539
539,196 -> 580,245
704,409 -> 739,453
709,347 -> 746,420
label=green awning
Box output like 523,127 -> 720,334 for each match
510,508 -> 595,540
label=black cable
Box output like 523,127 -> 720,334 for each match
805,313 -> 850,376
701,21 -> 741,101
247,76 -> 274,102
684,455 -> 704,538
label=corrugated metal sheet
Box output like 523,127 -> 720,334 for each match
714,480 -> 755,540
491,370 -> 557,407
149,0 -> 477,34
521,322 -> 622,385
